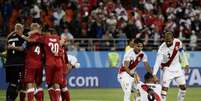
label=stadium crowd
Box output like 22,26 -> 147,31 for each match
0,0 -> 201,50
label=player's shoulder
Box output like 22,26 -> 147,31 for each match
158,42 -> 166,51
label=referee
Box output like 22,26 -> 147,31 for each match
5,23 -> 26,101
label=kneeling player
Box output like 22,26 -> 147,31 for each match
136,72 -> 162,101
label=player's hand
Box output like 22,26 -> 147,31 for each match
153,75 -> 159,83
7,45 -> 15,49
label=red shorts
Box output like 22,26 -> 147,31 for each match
45,65 -> 63,85
24,66 -> 43,86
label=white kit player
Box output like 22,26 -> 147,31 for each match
117,39 -> 152,101
153,32 -> 189,101
137,72 -> 162,101
67,54 -> 80,69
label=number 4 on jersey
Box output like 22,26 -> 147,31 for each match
34,46 -> 40,55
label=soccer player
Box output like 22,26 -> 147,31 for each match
137,72 -> 162,101
153,32 -> 189,101
59,34 -> 80,101
125,38 -> 135,52
40,28 -> 63,101
23,23 -> 44,101
5,23 -> 26,101
117,38 -> 152,101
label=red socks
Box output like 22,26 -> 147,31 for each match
61,90 -> 70,101
35,88 -> 44,101
27,88 -> 34,101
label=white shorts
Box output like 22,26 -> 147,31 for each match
117,72 -> 134,93
160,69 -> 186,88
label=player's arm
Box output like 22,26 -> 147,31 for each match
124,60 -> 133,77
153,50 -> 163,82
7,42 -> 26,51
143,54 -> 152,73
21,34 -> 37,42
143,62 -> 152,73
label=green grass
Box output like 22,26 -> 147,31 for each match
1,87 -> 201,101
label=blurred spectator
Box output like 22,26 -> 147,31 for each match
30,4 -> 41,23
189,31 -> 197,51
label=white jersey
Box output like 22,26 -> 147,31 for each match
153,38 -> 189,75
119,49 -> 148,74
137,83 -> 162,101
67,55 -> 80,67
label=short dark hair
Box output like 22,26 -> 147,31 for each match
134,38 -> 143,44
144,72 -> 154,82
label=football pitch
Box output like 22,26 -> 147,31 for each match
0,87 -> 201,101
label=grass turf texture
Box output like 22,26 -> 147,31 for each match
0,87 -> 201,101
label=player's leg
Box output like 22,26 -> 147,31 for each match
132,73 -> 140,101
53,67 -> 63,101
61,74 -> 70,101
161,71 -> 172,101
35,68 -> 44,101
175,74 -> 186,101
46,66 -> 55,101
117,72 -> 133,101
6,83 -> 18,101
6,67 -> 20,101
19,66 -> 26,101
24,67 -> 35,101
61,86 -> 70,101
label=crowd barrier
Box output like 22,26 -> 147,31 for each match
0,68 -> 201,89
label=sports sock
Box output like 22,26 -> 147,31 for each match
48,88 -> 55,101
35,88 -> 44,101
27,88 -> 34,101
54,88 -> 61,101
61,87 -> 70,101
177,89 -> 186,101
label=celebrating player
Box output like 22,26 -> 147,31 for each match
5,23 -> 26,101
23,23 -> 44,101
153,32 -> 189,101
117,38 -> 152,101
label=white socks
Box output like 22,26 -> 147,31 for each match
177,89 -> 186,101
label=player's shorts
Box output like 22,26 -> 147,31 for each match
61,73 -> 67,87
117,72 -> 134,93
45,65 -> 63,85
5,65 -> 24,84
24,66 -> 43,86
161,69 -> 186,88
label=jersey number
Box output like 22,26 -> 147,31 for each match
34,46 -> 40,55
48,42 -> 59,54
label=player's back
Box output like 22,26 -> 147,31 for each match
25,32 -> 43,68
43,34 -> 62,66
137,83 -> 162,101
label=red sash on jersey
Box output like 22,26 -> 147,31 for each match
141,85 -> 161,101
119,53 -> 144,73
161,42 -> 180,67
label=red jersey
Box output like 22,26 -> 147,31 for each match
37,34 -> 63,67
25,32 -> 42,68
59,46 -> 68,74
